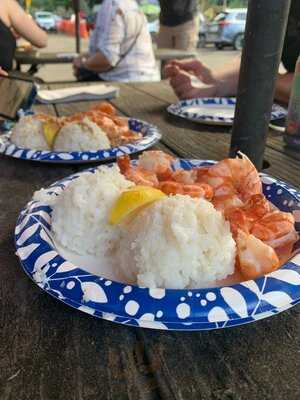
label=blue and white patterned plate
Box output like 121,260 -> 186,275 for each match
167,98 -> 287,126
0,118 -> 161,163
15,159 -> 300,331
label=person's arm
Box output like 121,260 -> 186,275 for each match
274,73 -> 294,104
74,7 -> 126,75
0,67 -> 8,77
7,0 -> 47,48
73,50 -> 111,76
82,52 -> 111,72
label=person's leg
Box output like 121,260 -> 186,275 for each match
174,19 -> 198,51
157,25 -> 174,49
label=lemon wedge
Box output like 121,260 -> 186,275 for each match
43,121 -> 61,148
109,186 -> 166,225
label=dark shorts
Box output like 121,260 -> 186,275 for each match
76,67 -> 105,82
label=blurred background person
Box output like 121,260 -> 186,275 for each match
0,0 -> 48,72
164,0 -> 300,106
157,0 -> 198,51
73,0 -> 158,82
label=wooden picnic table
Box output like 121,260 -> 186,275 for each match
1,81 -> 300,400
14,48 -> 197,77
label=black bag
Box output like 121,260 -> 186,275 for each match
0,76 -> 36,120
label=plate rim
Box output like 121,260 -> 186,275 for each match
167,97 -> 287,126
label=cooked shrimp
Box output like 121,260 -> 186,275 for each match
61,104 -> 137,147
117,154 -> 131,174
224,207 -> 250,237
171,169 -> 198,185
224,194 -> 271,234
224,194 -> 298,278
138,151 -> 174,181
117,155 -> 159,187
236,230 -> 280,279
225,194 -> 298,249
125,169 -> 159,187
225,209 -> 286,279
159,181 -> 213,199
251,211 -> 298,250
196,152 -> 262,210
36,114 -> 60,125
239,194 -> 271,222
90,102 -> 116,116
91,114 -> 119,137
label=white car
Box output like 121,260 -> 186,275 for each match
34,12 -> 58,31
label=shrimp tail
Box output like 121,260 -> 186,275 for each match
117,155 -> 131,174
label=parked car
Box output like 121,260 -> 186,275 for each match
34,11 -> 58,31
202,8 -> 247,50
197,12 -> 208,48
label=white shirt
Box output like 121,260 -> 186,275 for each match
89,0 -> 158,81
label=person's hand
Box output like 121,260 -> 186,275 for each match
164,61 -> 219,100
165,59 -> 216,84
0,67 -> 8,77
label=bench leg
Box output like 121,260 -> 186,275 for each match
27,64 -> 39,75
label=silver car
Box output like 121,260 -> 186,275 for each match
201,8 -> 247,51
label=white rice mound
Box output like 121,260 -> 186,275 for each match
51,165 -> 133,256
117,195 -> 236,289
53,117 -> 110,151
10,116 -> 50,150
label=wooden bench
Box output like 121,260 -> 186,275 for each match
15,48 -> 197,78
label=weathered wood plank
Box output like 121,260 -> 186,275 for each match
130,81 -> 178,105
138,310 -> 300,400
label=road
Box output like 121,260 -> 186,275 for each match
24,33 -> 240,82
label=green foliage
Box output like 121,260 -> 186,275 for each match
29,0 -> 99,12
29,0 -> 70,11
199,0 -> 247,9
227,0 -> 248,7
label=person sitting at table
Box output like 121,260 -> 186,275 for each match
0,0 -> 48,72
157,0 -> 199,51
73,0 -> 158,82
164,0 -> 300,105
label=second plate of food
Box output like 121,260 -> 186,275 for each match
0,103 -> 161,163
167,97 -> 287,126
15,151 -> 300,330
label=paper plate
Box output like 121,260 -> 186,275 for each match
167,98 -> 287,126
15,160 -> 300,331
0,118 -> 161,164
